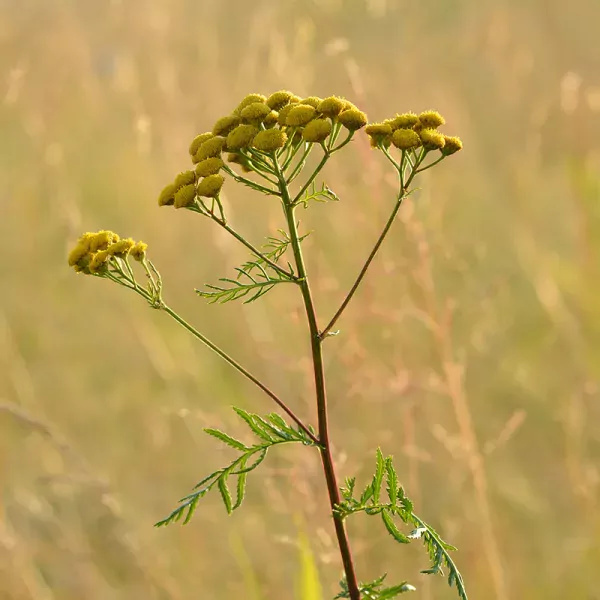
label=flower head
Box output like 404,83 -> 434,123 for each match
266,90 -> 294,110
388,112 -> 419,130
195,157 -> 224,177
236,94 -> 267,114
189,132 -> 214,158
89,230 -> 119,252
263,110 -> 279,128
285,104 -> 317,127
212,115 -> 241,137
130,241 -> 148,262
108,238 -> 135,257
173,170 -> 195,190
194,137 -> 227,162
317,96 -> 345,117
277,104 -> 295,126
302,119 -> 333,143
419,128 -> 446,151
88,250 -> 110,274
441,135 -> 463,156
252,129 -> 288,152
338,108 -> 368,131
418,110 -> 445,129
69,231 -> 149,275
391,128 -> 422,150
240,102 -> 272,123
158,183 -> 176,206
300,96 -> 322,108
226,124 -> 259,151
197,174 -> 224,198
174,184 -> 197,209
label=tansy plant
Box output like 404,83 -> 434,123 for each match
68,91 -> 465,600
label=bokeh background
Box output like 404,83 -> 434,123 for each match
1,0 -> 600,598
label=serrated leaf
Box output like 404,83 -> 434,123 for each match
192,471 -> 220,491
372,448 -> 386,503
233,458 -> 248,510
381,510 -> 411,544
218,477 -> 233,514
204,428 -> 249,451
253,414 -> 293,440
342,477 -> 356,501
360,482 -> 374,505
385,457 -> 398,505
233,407 -> 277,442
267,412 -> 291,431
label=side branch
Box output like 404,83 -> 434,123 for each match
320,188 -> 408,339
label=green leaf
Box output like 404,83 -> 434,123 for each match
233,407 -> 277,442
197,258 -> 294,304
385,457 -> 398,505
267,412 -> 291,431
218,477 -> 233,514
233,457 -> 248,510
372,448 -> 386,503
360,482 -> 374,505
204,428 -> 249,451
381,510 -> 411,544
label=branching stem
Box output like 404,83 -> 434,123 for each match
154,300 -> 316,444
274,160 -> 362,600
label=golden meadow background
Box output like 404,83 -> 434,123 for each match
1,0 -> 599,598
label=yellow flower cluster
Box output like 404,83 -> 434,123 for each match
68,230 -> 147,274
158,91 -> 369,209
365,110 -> 463,155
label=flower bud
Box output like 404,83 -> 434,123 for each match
195,157 -> 224,177
240,102 -> 272,123
286,104 -> 317,127
173,170 -> 196,190
418,110 -> 445,129
338,108 -> 368,131
388,112 -> 419,130
302,119 -> 332,143
174,184 -> 197,209
300,96 -> 322,108
252,129 -> 288,152
441,135 -> 463,155
391,128 -> 422,150
158,183 -> 176,206
212,115 -> 241,137
194,137 -> 227,162
226,124 -> 259,151
189,132 -> 214,158
130,241 -> 148,262
317,96 -> 345,117
266,90 -> 294,110
236,94 -> 267,114
197,174 -> 224,198
419,128 -> 446,151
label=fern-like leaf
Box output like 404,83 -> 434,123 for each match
297,181 -> 339,208
196,261 -> 295,304
155,407 -> 319,528
333,450 -> 468,600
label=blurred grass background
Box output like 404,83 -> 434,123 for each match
1,0 -> 600,598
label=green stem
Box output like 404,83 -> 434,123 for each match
222,165 -> 280,196
211,217 -> 297,280
157,303 -> 317,444
320,187 -> 408,339
292,151 -> 331,205
415,153 -> 445,174
274,163 -> 361,600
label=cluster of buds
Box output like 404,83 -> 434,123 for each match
68,230 -> 147,275
157,90 -> 369,209
365,110 -> 462,156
